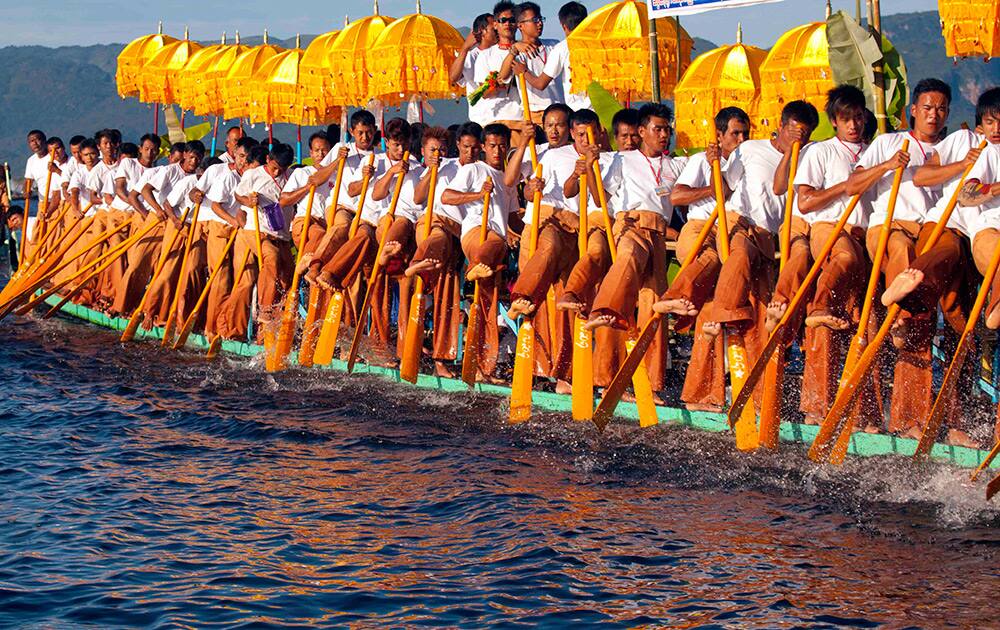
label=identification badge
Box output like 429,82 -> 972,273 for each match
655,184 -> 671,198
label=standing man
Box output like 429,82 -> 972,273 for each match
474,2 -> 529,143
450,14 -> 499,128
518,2 -> 590,111
499,2 -> 563,123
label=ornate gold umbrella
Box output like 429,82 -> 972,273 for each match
175,34 -> 231,115
566,0 -> 693,101
297,28 -> 343,126
326,2 -> 395,106
137,28 -> 203,106
249,35 -> 304,125
116,23 -> 177,99
201,32 -> 250,117
221,31 -> 282,121
756,21 -> 834,138
675,25 -> 767,149
938,0 -> 1000,58
366,1 -> 464,105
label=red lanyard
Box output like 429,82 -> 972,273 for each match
908,132 -> 929,161
836,137 -> 864,164
641,152 -> 663,186
265,169 -> 284,198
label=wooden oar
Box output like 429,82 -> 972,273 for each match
0,201 -> 86,306
400,164 -> 439,383
121,206 -> 194,342
35,201 -> 73,262
344,151 -> 411,373
17,174 -> 34,266
299,154 -> 349,367
571,169 -> 594,421
271,186 -> 317,370
987,471 -> 1000,501
914,232 -> 1000,459
207,246 -> 253,359
26,148 -> 57,264
509,165 -> 542,422
173,227 -> 241,349
461,182 -> 493,386
313,153 -> 376,366
971,439 -> 1000,481
160,202 -> 202,346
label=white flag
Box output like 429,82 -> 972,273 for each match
648,0 -> 785,18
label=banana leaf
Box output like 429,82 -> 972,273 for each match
586,81 -> 623,149
158,105 -> 212,158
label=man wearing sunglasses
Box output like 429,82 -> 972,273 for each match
498,2 -> 562,125
473,2 -> 528,144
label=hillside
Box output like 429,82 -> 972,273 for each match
0,11 -> 994,173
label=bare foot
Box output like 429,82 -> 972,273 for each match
556,293 -> 584,313
803,415 -> 822,426
862,424 -> 882,434
295,253 -> 313,275
805,312 -> 851,330
304,267 -> 320,286
585,313 -> 616,330
508,298 -> 536,318
476,371 -> 505,385
881,267 -> 924,307
945,428 -> 979,448
765,301 -> 787,333
434,361 -> 455,378
651,393 -> 665,405
702,321 -> 722,338
555,379 -> 572,395
379,241 -> 402,265
684,402 -> 724,413
465,263 -> 493,281
405,258 -> 439,278
890,317 -> 908,350
987,304 -> 1000,330
653,297 -> 698,318
317,271 -> 337,293
900,426 -> 924,440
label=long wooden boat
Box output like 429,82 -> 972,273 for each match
44,295 -> 1000,471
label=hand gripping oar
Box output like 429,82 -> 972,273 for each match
509,166 -> 542,421
160,202 -> 202,346
344,151 -> 411,373
313,153 -> 376,366
299,154 -> 349,367
571,169 -> 594,421
121,206 -> 194,342
400,164 -> 439,383
23,148 -> 57,266
461,182 -> 494,387
270,186 -> 317,371
808,140 -> 920,463
173,227 -> 241,349
971,439 -> 1000,482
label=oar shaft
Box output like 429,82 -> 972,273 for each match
779,142 -> 800,270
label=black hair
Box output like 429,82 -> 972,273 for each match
558,1 -> 588,31
27,129 -> 46,142
94,129 -> 114,143
781,100 -> 819,129
79,139 -> 98,152
350,110 -> 377,130
248,145 -> 269,166
169,142 -> 187,155
69,135 -> 86,147
46,137 -> 65,149
516,2 -> 541,20
202,156 -> 224,169
975,87 -> 1000,126
638,103 -> 674,127
714,106 -> 750,134
268,143 -> 295,169
569,108 -> 600,128
384,117 -> 411,143
493,1 -> 516,17
825,85 -> 867,123
457,121 -> 484,142
409,122 -> 426,156
236,136 -> 259,152
185,140 -> 206,159
473,13 -> 494,33
109,129 -> 122,145
139,133 -> 162,149
422,126 -> 450,146
120,143 -> 139,158
863,109 -> 877,144
913,77 -> 952,106
325,123 -> 341,142
542,103 -> 572,124
483,123 -> 512,143
612,108 -> 641,134
308,131 -> 331,149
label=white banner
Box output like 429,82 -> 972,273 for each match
648,0 -> 786,18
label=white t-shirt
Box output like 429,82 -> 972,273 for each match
542,39 -> 590,110
674,152 -> 732,222
205,168 -> 241,223
966,143 -> 1000,241
538,144 -> 585,212
85,161 -> 118,208
166,174 -> 200,222
68,165 -> 99,216
450,161 -> 518,238
146,163 -> 188,208
855,131 -> 941,226
474,45 -> 525,122
725,139 -> 786,233
429,159 -> 465,226
319,141 -> 375,168
459,47 -> 492,127
282,166 -> 331,220
23,153 -> 48,189
219,151 -> 235,164
110,157 -> 151,212
323,148 -> 377,211
604,150 -> 687,221
793,137 -> 869,227
235,165 -> 290,239
926,129 -> 988,236
359,154 -> 422,225
515,39 -> 562,110
192,162 -> 232,223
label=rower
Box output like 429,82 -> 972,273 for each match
281,132 -> 333,271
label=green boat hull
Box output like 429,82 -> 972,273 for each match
44,295 -> 1000,471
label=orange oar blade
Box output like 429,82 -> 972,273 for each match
400,279 -> 426,384
509,319 -> 535,422
571,318 -> 593,421
297,285 -> 324,368
460,296 -> 482,388
971,439 -> 1000,482
912,332 -> 972,461
313,290 -> 345,366
728,332 -> 758,450
626,335 -> 659,428
757,349 -> 785,449
592,315 -> 661,432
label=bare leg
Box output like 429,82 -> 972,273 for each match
378,241 -> 402,266
881,267 -> 924,307
653,297 -> 698,318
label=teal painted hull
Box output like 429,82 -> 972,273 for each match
44,295 -> 999,471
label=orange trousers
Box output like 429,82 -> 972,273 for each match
409,214 -> 463,362
461,228 -> 508,377
215,230 -> 292,341
112,212 -> 164,316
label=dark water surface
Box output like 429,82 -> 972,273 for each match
2,313 -> 1000,628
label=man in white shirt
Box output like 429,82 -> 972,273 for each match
499,2 -> 563,120
449,14 -> 499,127
519,2 -> 591,111
78,129 -> 121,306
218,126 -> 244,162
442,123 -> 517,381
22,129 -> 48,214
845,78 -> 951,436
474,2 -> 529,144
586,103 -> 688,396
57,139 -> 100,286
281,132 -> 333,265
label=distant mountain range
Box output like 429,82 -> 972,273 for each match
0,11 -> 993,176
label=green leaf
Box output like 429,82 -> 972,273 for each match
586,81 -> 623,149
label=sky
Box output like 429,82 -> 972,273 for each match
0,0 -> 941,49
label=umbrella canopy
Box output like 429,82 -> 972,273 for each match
175,35 -> 230,115
755,21 -> 834,138
203,34 -> 250,116
222,33 -> 283,120
297,29 -> 343,125
675,26 -> 766,149
566,0 -> 693,101
938,0 -> 1000,58
249,37 -> 304,124
116,25 -> 178,99
366,2 -> 464,104
327,9 -> 395,106
138,29 -> 203,105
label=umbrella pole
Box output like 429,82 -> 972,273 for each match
180,110 -> 186,131
268,124 -> 274,150
296,125 -> 302,164
675,17 -> 682,85
867,0 -> 888,133
210,116 -> 220,157
649,16 -> 661,102
153,103 -> 159,135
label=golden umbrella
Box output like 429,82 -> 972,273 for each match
175,33 -> 231,116
566,0 -> 693,101
297,28 -> 343,126
327,2 -> 395,106
138,28 -> 203,106
938,0 -> 1000,58
200,32 -> 250,118
116,22 -> 177,98
221,31 -> 282,121
755,21 -> 834,138
675,25 -> 767,149
366,1 -> 465,105
249,35 -> 304,125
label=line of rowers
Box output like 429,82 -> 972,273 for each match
15,79 -> 1000,449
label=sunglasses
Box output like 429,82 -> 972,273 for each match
497,16 -> 516,24
518,16 -> 545,24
